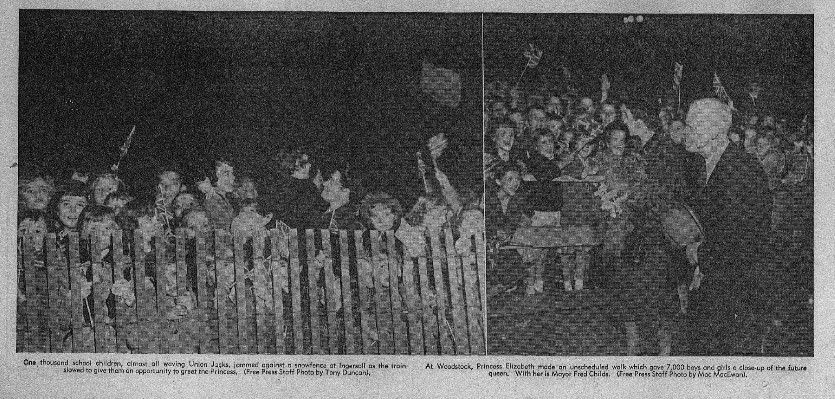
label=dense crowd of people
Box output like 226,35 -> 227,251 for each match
484,75 -> 813,356
18,136 -> 485,245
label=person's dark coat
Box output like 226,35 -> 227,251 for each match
525,152 -> 563,212
687,143 -> 773,355
281,178 -> 328,229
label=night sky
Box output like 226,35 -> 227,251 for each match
18,11 -> 483,207
485,14 -> 813,121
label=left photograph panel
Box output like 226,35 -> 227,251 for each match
17,11 -> 486,355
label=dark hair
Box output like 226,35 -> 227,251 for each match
603,120 -> 630,142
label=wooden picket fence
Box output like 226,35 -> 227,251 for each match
17,228 -> 486,355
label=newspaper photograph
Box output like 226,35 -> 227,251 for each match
1,0 -> 830,397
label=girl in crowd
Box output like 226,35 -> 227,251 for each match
199,160 -> 237,231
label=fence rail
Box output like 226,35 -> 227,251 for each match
17,227 -> 486,355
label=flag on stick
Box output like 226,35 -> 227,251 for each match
111,125 -> 136,174
712,73 -> 736,111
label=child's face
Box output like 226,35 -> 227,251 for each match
369,203 -> 396,231
423,203 -> 448,231
93,176 -> 118,205
58,195 -> 87,229
174,193 -> 197,218
83,218 -> 118,239
137,215 -> 161,238
21,178 -> 53,210
18,217 -> 46,242
158,172 -> 182,203
215,162 -> 235,191
184,212 -> 210,238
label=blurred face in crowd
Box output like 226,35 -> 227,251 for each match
58,195 -> 87,229
174,193 -> 198,218
546,96 -> 562,116
558,130 -> 574,151
747,114 -> 759,127
183,210 -> 210,238
509,112 -> 524,127
82,215 -> 118,239
93,175 -> 119,206
528,108 -> 546,130
580,97 -> 594,114
685,99 -> 731,156
215,162 -> 235,193
236,178 -> 258,200
761,115 -> 775,128
577,136 -> 595,159
321,170 -> 350,206
496,170 -> 521,197
600,104 -> 617,126
536,134 -> 556,159
423,202 -> 448,231
21,177 -> 53,211
546,119 -> 562,135
668,121 -> 686,144
607,129 -> 626,157
743,128 -> 758,154
728,131 -> 740,143
491,101 -> 508,119
756,136 -> 772,159
293,154 -> 312,179
494,127 -> 515,152
106,195 -> 131,215
369,203 -> 396,232
18,217 -> 46,244
157,171 -> 182,205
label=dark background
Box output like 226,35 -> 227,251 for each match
19,11 -> 483,207
485,14 -> 813,122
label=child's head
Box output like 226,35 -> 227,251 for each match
359,191 -> 402,232
81,205 -> 118,239
231,199 -> 271,234
173,192 -> 199,218
182,209 -> 210,238
105,191 -> 134,215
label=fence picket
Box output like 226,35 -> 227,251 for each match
354,231 -> 377,355
252,231 -> 273,354
400,253 -> 424,355
443,230 -> 469,355
92,234 -> 116,352
111,231 -> 136,353
320,231 -> 339,354
339,231 -> 356,354
305,230 -> 322,354
195,231 -> 213,354
69,233 -> 94,352
270,229 -> 288,354
385,231 -> 408,355
417,255 -> 439,355
429,231 -> 453,355
370,231 -> 393,354
155,231 -> 171,354
289,229 -> 303,354
215,230 -> 237,354
233,232 -> 253,354
46,234 -> 71,352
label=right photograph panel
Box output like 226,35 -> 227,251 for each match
483,14 -> 813,356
